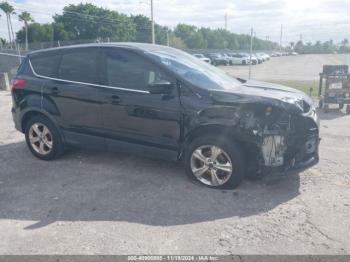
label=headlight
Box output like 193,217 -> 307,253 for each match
281,97 -> 310,113
281,97 -> 303,110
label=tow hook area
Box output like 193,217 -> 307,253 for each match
261,135 -> 287,167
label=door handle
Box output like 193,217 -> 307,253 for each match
110,95 -> 121,104
51,87 -> 60,96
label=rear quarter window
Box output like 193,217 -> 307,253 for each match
30,51 -> 61,78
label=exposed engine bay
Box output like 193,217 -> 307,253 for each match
237,102 -> 319,171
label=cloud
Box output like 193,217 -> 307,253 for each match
1,0 -> 349,44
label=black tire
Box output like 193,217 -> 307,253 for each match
25,115 -> 64,161
184,135 -> 245,189
242,60 -> 246,65
339,103 -> 344,110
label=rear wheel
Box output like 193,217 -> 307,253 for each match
25,115 -> 64,160
185,136 -> 245,189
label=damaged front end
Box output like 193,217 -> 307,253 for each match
236,99 -> 320,174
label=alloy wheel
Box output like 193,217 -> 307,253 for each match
190,145 -> 233,186
28,123 -> 53,155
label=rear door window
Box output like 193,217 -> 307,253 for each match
30,51 -> 61,78
58,48 -> 100,85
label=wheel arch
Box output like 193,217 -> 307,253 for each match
20,109 -> 64,143
180,124 -> 245,159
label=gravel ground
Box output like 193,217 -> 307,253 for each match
222,54 -> 350,81
0,88 -> 350,254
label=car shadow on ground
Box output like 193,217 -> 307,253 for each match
0,141 -> 300,229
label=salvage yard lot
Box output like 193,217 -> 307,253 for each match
223,53 -> 350,81
1,90 -> 350,254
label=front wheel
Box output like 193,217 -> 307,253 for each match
185,136 -> 245,189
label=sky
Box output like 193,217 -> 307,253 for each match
1,0 -> 350,45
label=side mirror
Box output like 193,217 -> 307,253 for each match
148,80 -> 173,94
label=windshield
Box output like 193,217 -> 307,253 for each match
146,47 -> 242,90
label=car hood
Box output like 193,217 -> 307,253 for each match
210,79 -> 313,112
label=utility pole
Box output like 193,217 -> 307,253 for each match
225,13 -> 228,31
167,31 -> 170,46
279,24 -> 283,52
249,27 -> 253,79
151,0 -> 155,44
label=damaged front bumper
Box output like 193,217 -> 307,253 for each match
260,108 -> 320,174
262,138 -> 320,174
238,104 -> 320,175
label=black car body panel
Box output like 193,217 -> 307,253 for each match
11,43 -> 319,172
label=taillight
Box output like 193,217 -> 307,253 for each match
11,79 -> 26,91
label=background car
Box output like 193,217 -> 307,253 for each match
254,53 -> 265,63
240,53 -> 258,65
220,53 -> 233,65
193,53 -> 211,63
206,53 -> 228,66
228,53 -> 251,65
258,52 -> 270,61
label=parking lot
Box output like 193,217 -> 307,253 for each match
1,54 -> 350,254
223,53 -> 350,81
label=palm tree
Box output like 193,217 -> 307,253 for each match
0,14 -> 3,49
18,11 -> 33,51
0,2 -> 12,48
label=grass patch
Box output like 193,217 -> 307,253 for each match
267,80 -> 319,97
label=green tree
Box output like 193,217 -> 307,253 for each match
0,1 -> 15,48
17,23 -> 53,43
132,15 -> 151,43
52,22 -> 71,42
18,11 -> 34,50
169,34 -> 187,49
53,3 -> 136,41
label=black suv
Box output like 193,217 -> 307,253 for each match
11,43 -> 319,189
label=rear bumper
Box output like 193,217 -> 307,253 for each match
12,106 -> 22,132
